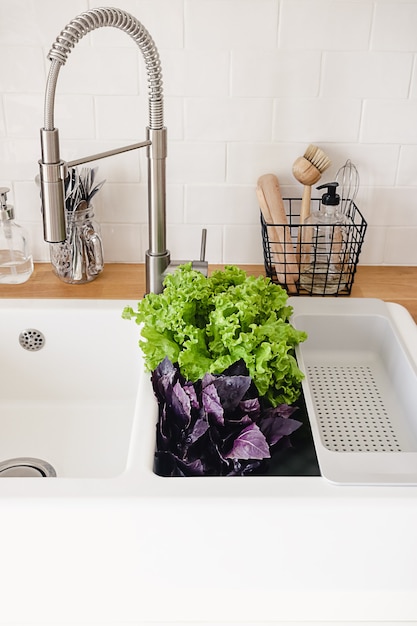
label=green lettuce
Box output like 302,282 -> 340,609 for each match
123,264 -> 307,406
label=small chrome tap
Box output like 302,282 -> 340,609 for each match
39,7 -> 206,294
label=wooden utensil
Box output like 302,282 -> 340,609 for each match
292,144 -> 331,226
257,173 -> 298,293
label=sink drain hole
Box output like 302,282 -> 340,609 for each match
19,329 -> 45,351
0,457 -> 56,477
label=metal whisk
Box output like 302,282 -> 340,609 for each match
335,159 -> 360,215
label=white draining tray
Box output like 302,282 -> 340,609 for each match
290,297 -> 417,485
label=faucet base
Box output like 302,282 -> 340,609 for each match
145,250 -> 170,294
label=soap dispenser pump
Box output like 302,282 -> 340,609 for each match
0,187 -> 33,284
317,181 -> 340,211
299,181 -> 347,295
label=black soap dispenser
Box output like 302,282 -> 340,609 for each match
299,181 -> 347,295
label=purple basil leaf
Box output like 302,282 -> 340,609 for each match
202,372 -> 216,388
154,451 -> 205,477
187,413 -> 210,444
224,458 -> 263,476
184,381 -> 199,409
151,356 -> 177,395
275,404 -> 298,419
259,415 -> 302,446
199,433 -> 225,475
226,413 -> 253,428
171,380 -> 192,428
213,375 -> 251,411
153,355 -> 176,379
239,397 -> 261,421
157,405 -> 170,450
202,382 -> 224,426
176,457 -> 205,476
224,422 -> 270,460
221,359 -> 250,377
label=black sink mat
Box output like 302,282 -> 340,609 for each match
261,392 -> 321,477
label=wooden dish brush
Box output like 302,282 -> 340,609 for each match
292,144 -> 331,225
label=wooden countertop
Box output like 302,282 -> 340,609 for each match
1,263 -> 416,323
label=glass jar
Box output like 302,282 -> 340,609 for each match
50,205 -> 104,284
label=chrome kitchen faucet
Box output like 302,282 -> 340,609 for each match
39,7 -> 205,294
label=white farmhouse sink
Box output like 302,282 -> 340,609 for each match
1,296 -> 417,498
0,299 -> 142,480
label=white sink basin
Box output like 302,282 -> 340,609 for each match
0,299 -> 142,480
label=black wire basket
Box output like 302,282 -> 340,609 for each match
260,198 -> 367,296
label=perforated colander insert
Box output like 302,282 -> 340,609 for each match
307,364 -> 402,453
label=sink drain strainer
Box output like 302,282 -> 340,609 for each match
18,329 -> 45,352
0,457 -> 56,477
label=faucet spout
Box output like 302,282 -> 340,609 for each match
39,7 -> 170,293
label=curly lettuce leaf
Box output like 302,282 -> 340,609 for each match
123,264 -> 306,406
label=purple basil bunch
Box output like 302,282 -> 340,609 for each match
152,357 -> 302,477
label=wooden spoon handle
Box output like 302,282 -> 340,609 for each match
257,186 -> 287,285
257,174 -> 299,292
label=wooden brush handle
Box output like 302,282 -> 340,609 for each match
257,174 -> 298,292
296,184 -> 313,266
300,184 -> 312,224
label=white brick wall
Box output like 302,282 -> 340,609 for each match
1,0 -> 417,266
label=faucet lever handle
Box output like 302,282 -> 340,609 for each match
163,228 -> 208,278
192,228 -> 208,277
200,228 -> 207,262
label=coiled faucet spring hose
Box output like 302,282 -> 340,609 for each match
43,7 -> 164,131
